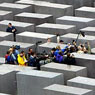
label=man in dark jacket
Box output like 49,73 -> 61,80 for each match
6,23 -> 17,42
64,53 -> 76,65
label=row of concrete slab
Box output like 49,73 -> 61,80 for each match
1,31 -> 95,53
1,2 -> 95,25
1,1 -> 95,41
0,0 -> 95,9
0,63 -> 95,95
1,4 -> 95,30
0,0 -> 95,95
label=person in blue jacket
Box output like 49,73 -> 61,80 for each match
6,23 -> 17,42
56,51 -> 64,63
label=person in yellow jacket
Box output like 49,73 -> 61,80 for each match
17,51 -> 27,66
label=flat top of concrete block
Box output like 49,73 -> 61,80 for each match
44,84 -> 92,94
68,76 -> 95,86
0,68 -> 14,75
15,12 -> 52,18
57,16 -> 94,22
61,33 -> 95,40
37,23 -> 75,29
0,31 -> 12,37
17,70 -> 63,78
76,7 -> 95,12
42,63 -> 86,72
17,31 -> 56,39
0,10 -> 12,15
35,2 -> 72,9
0,57 -> 5,64
1,64 -> 35,72
0,40 -> 34,48
16,0 -> 49,5
0,3 -> 31,9
0,93 -> 10,95
72,53 -> 95,60
39,42 -> 67,49
80,27 -> 95,32
0,20 -> 33,27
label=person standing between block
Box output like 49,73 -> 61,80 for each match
6,23 -> 17,42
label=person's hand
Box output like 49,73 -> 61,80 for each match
45,55 -> 49,58
25,60 -> 27,63
34,54 -> 37,57
12,29 -> 15,32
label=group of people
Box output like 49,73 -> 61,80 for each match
5,46 -> 46,70
4,45 -> 76,69
50,40 -> 91,64
59,40 -> 91,54
5,23 -> 92,68
4,38 -> 92,68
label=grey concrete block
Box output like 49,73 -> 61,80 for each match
34,2 -> 73,20
80,27 -> 95,36
0,31 -> 13,41
0,69 -> 16,95
0,64 -> 35,95
16,0 -> 49,6
71,53 -> 95,78
67,76 -> 95,95
17,70 -> 64,95
75,7 -> 95,18
16,31 -> 57,43
0,3 -> 33,15
38,42 -> 67,53
0,10 -> 13,21
0,0 -> 17,3
38,0 -> 93,9
41,63 -> 87,84
94,2 -> 95,6
60,33 -> 95,48
36,23 -> 76,35
56,16 -> 95,32
15,12 -> 54,25
1,64 -> 36,72
15,0 -> 51,12
0,20 -> 35,33
0,40 -> 35,57
60,0 -> 92,9
44,84 -> 93,95
0,93 -> 10,95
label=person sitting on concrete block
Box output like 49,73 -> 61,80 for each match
64,53 -> 76,65
17,51 -> 27,66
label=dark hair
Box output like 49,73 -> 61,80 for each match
60,40 -> 64,43
7,51 -> 10,54
81,44 -> 83,47
9,23 -> 12,25
29,48 -> 32,52
59,51 -> 63,56
20,51 -> 24,54
72,40 -> 75,42
67,53 -> 71,57
70,46 -> 75,52
51,48 -> 56,51
31,52 -> 35,56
